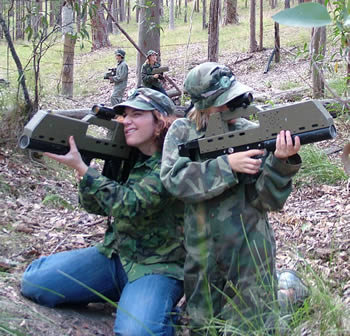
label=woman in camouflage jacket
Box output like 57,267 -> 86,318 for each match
21,88 -> 185,336
160,62 -> 302,335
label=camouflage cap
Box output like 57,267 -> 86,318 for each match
184,62 -> 252,110
115,49 -> 126,57
146,50 -> 158,58
114,88 -> 175,116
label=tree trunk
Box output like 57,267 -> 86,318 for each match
249,0 -> 257,52
274,22 -> 280,63
90,0 -> 111,50
136,0 -> 161,86
0,0 -> 3,39
107,0 -> 113,33
169,0 -> 175,29
223,0 -> 238,25
202,0 -> 207,29
0,11 -> 33,115
195,0 -> 199,12
126,0 -> 130,23
311,26 -> 326,98
184,0 -> 187,22
258,0 -> 263,50
208,0 -> 219,62
112,0 -> 120,34
284,0 -> 290,8
61,1 -> 76,98
119,0 -> 125,21
311,0 -> 326,99
15,0 -> 23,39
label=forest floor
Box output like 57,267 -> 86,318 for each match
1,45 -> 350,335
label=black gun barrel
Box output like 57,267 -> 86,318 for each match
179,125 -> 336,160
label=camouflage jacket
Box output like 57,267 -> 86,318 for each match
111,60 -> 128,90
141,62 -> 163,89
79,152 -> 185,282
160,117 -> 302,244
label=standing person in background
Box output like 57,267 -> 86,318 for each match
160,62 -> 303,335
110,49 -> 128,106
141,50 -> 167,96
21,88 -> 185,336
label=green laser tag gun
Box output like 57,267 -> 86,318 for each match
151,66 -> 169,80
179,94 -> 336,160
19,105 -> 135,182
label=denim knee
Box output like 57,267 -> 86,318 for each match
21,260 -> 62,307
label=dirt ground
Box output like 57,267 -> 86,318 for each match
1,45 -> 350,335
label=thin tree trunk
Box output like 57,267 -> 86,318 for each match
0,11 -> 33,115
169,0 -> 175,29
202,0 -> 206,29
274,22 -> 280,63
61,1 -> 76,98
249,0 -> 258,52
258,0 -> 263,51
208,0 -> 219,61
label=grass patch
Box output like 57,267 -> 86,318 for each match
295,144 -> 347,186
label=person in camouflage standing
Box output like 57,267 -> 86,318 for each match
110,49 -> 128,106
141,50 -> 167,96
21,88 -> 185,336
160,62 -> 302,335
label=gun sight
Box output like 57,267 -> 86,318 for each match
91,104 -> 119,120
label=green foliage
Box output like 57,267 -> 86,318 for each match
295,144 -> 347,186
42,193 -> 74,210
272,3 -> 332,28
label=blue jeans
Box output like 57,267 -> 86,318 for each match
21,246 -> 184,336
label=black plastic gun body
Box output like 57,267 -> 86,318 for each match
178,100 -> 336,160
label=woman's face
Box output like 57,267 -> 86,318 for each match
122,107 -> 158,155
149,54 -> 157,64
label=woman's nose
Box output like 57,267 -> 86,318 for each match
122,115 -> 131,124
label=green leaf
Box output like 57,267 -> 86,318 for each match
272,3 -> 332,27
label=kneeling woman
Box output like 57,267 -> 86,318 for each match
21,88 -> 185,336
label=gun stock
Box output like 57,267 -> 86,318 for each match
179,100 -> 336,160
19,109 -> 133,181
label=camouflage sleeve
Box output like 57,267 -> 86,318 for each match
141,63 -> 157,86
112,62 -> 128,83
250,153 -> 302,211
160,118 -> 239,203
79,165 -> 166,218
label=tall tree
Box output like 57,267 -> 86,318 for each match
90,0 -> 111,50
169,0 -> 175,30
222,0 -> 238,25
136,0 -> 161,85
61,0 -> 76,97
119,0 -> 125,21
0,11 -> 33,114
258,0 -> 263,50
202,0 -> 207,29
208,0 -> 219,61
15,0 -> 24,39
249,0 -> 258,52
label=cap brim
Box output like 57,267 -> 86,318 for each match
113,101 -> 154,115
213,82 -> 252,107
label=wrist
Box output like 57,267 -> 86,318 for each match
76,163 -> 88,178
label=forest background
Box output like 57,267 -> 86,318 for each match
0,0 -> 350,335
